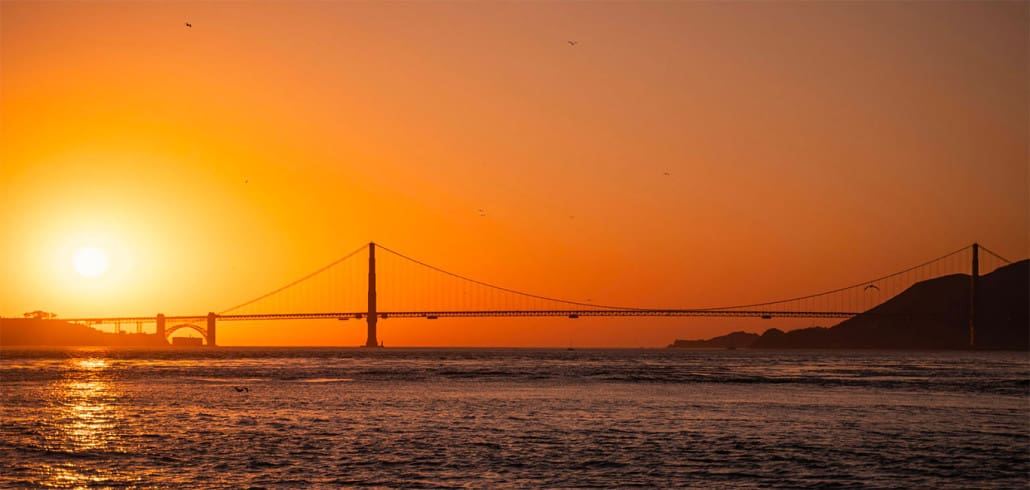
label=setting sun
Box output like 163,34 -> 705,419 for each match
72,247 -> 109,278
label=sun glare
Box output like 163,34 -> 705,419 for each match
72,247 -> 109,278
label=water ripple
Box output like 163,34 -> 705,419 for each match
1,348 -> 1026,488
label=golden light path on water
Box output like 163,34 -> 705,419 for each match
37,355 -> 134,488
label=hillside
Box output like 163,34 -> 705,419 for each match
750,260 -> 1028,350
668,331 -> 759,349
0,318 -> 167,346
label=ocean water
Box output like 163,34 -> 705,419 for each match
1,347 -> 1027,488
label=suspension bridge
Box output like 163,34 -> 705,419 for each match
61,242 -> 1013,348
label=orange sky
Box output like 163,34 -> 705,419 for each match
1,2 -> 1027,346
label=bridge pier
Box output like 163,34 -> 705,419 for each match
365,242 -> 380,347
207,312 -> 217,347
156,313 -> 166,343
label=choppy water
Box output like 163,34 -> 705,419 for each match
1,347 -> 1027,488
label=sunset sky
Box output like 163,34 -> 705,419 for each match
1,1 -> 1027,346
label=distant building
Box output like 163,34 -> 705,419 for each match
171,337 -> 204,347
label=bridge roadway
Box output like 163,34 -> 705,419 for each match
62,309 -> 861,324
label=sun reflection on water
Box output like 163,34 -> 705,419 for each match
36,356 -> 127,488
75,358 -> 108,370
38,463 -> 114,489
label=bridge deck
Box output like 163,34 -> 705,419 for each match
61,309 -> 860,324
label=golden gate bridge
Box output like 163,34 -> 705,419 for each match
61,242 -> 1012,348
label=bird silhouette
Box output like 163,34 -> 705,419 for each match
663,171 -> 671,176
568,41 -> 578,46
233,386 -> 249,392
477,209 -> 487,217
864,284 -> 880,291
185,22 -> 192,28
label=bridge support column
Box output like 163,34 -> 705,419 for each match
365,242 -> 380,347
207,312 -> 217,347
156,314 -> 167,344
969,243 -> 978,349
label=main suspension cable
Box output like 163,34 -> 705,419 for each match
698,243 -> 973,311
219,243 -> 369,314
375,243 -> 641,311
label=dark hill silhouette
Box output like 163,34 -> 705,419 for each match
0,318 -> 167,346
668,331 -> 759,349
750,260 -> 1028,350
669,260 -> 1028,350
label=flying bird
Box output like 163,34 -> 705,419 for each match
233,386 -> 249,392
477,209 -> 487,217
663,171 -> 671,176
864,284 -> 880,291
185,22 -> 192,28
568,41 -> 578,46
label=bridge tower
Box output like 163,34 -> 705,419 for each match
156,313 -> 167,344
365,242 -> 380,347
207,312 -> 218,347
969,243 -> 979,349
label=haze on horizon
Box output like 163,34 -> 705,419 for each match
1,1 -> 1027,346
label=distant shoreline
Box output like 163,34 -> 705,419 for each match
669,260 -> 1028,351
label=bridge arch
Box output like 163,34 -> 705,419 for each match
164,323 -> 210,345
